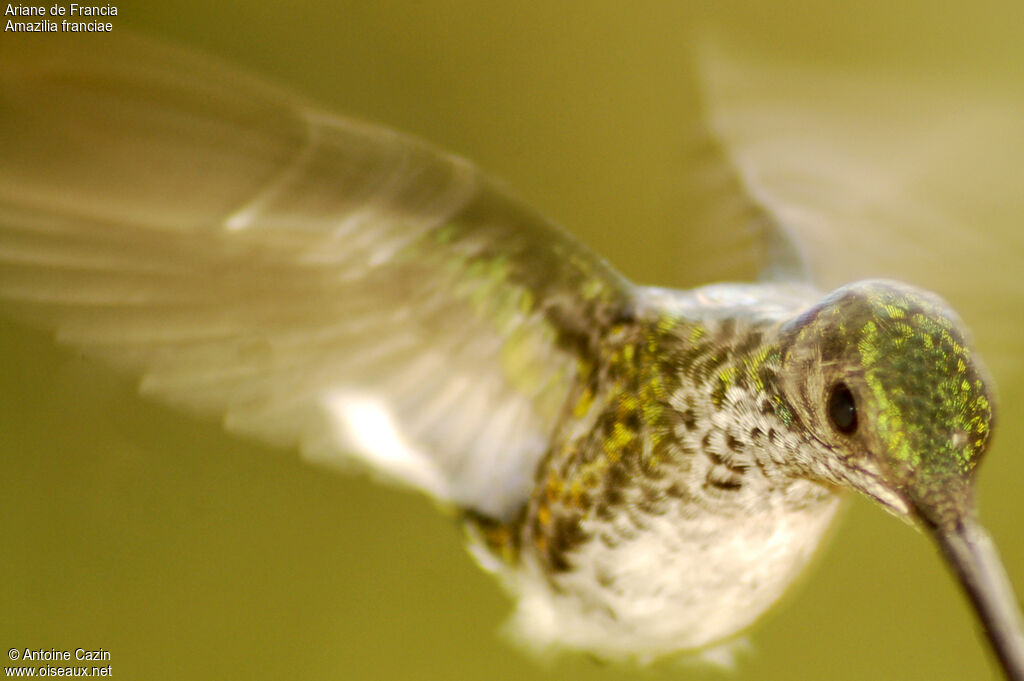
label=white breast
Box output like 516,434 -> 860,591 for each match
500,482 -> 842,661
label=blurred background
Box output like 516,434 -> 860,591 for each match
2,1 -> 1023,679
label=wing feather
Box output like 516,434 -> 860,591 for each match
697,40 -> 1024,376
0,35 -> 634,519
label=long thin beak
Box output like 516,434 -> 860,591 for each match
930,516 -> 1024,680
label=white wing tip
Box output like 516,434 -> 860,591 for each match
320,390 -> 451,500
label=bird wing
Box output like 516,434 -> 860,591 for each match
696,39 -> 1024,377
666,127 -> 810,289
0,35 -> 635,520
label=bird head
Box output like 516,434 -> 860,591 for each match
778,280 -> 994,530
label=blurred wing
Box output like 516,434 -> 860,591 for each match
697,40 -> 1024,378
0,35 -> 635,520
670,129 -> 809,288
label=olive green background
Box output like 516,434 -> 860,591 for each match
3,2 -> 1023,679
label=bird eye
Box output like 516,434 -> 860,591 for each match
827,382 -> 858,435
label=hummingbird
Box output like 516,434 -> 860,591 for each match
1,34 -> 1022,678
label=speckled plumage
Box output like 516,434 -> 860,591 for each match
494,283 -> 841,657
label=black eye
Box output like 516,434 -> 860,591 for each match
828,382 -> 858,435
